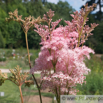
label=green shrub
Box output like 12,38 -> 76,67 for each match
0,57 -> 6,61
5,49 -> 12,57
30,52 -> 39,66
77,72 -> 103,95
85,54 -> 103,72
77,54 -> 103,95
30,55 -> 37,62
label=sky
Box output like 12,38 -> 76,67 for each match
47,0 -> 86,11
47,0 -> 102,13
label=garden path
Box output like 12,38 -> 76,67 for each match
0,69 -> 37,73
0,69 -> 54,73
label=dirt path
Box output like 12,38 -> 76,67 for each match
95,54 -> 102,58
0,69 -> 54,74
24,95 -> 54,103
0,69 -> 40,73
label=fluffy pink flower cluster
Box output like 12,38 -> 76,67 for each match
30,5 -> 98,96
31,26 -> 94,95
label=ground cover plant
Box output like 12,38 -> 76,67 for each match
0,3 -> 100,103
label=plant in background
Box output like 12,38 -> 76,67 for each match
30,4 -> 98,103
101,55 -> 103,61
0,65 -> 34,103
0,57 -> 6,62
0,50 -> 6,62
0,31 -> 5,48
6,9 -> 44,103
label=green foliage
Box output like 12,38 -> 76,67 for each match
45,1 -> 74,21
101,55 -> 103,61
1,60 -> 29,69
5,49 -> 12,57
77,55 -> 103,95
81,0 -> 103,21
77,72 -> 103,95
0,31 -> 5,48
0,0 -> 75,49
5,21 -> 21,48
85,16 -> 103,53
30,55 -> 37,62
27,31 -> 41,49
0,57 -> 6,61
93,22 -> 103,53
0,49 -> 39,69
0,8 -> 7,20
0,80 -> 20,103
0,79 -> 54,103
0,0 -> 102,52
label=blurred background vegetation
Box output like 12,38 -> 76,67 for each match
0,0 -> 74,50
0,0 -> 103,53
0,0 -> 103,102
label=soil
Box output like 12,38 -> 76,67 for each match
23,95 -> 53,103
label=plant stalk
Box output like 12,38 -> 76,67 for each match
25,32 -> 31,67
78,17 -> 86,47
19,86 -> 23,103
25,32 -> 42,103
32,74 -> 42,103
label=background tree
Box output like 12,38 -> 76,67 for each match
0,31 -> 5,48
0,0 -> 103,53
42,0 -> 47,4
45,1 -> 75,21
0,0 -> 75,49
81,0 -> 103,20
81,0 -> 103,53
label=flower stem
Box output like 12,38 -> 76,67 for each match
25,32 -> 42,103
32,74 -> 42,103
19,86 -> 23,103
78,17 -> 86,47
25,32 -> 31,68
